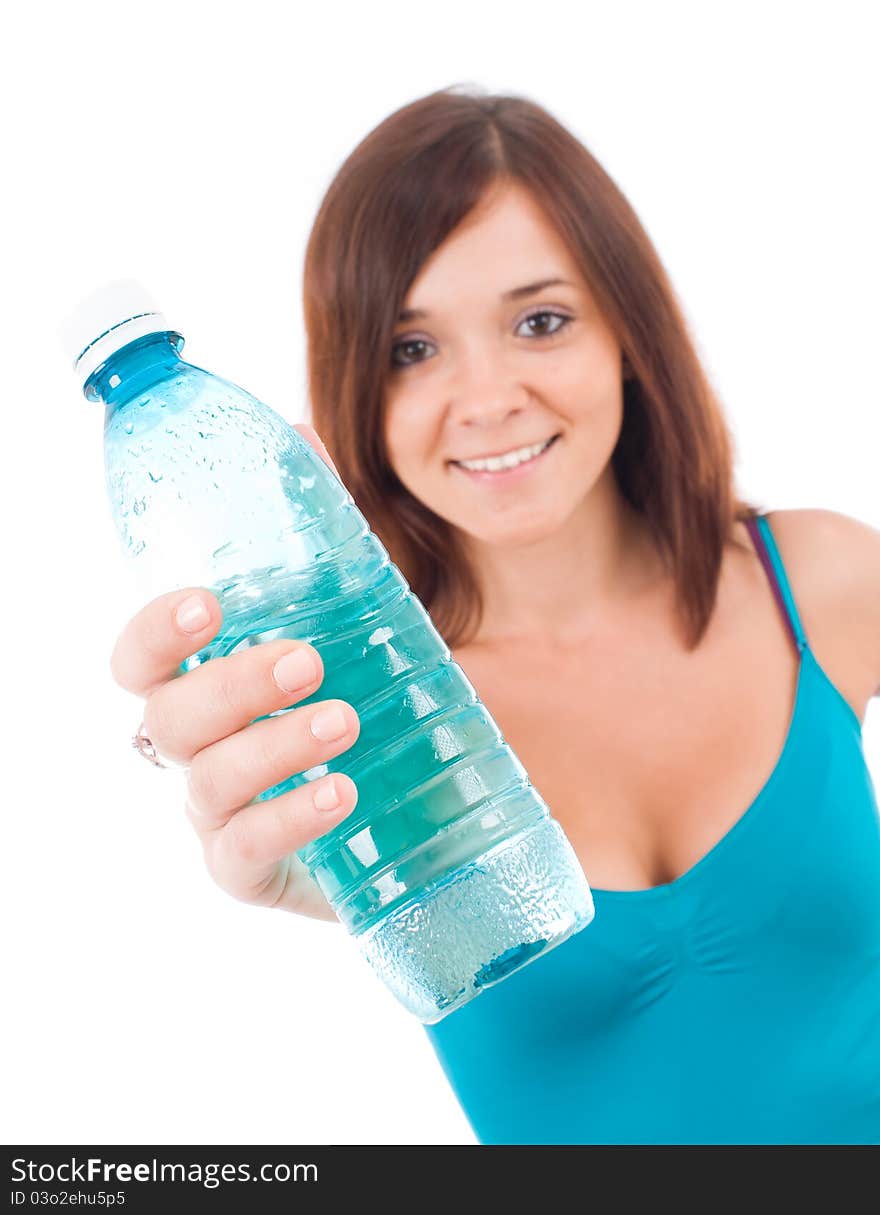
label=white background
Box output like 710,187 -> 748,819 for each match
2,0 -> 878,1146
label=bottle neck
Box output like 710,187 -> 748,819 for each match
83,331 -> 186,409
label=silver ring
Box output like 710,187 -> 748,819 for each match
132,721 -> 169,769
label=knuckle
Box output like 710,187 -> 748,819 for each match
265,799 -> 293,847
141,689 -> 178,756
186,755 -> 222,817
223,811 -> 262,866
211,661 -> 245,716
254,720 -> 288,780
253,716 -> 315,797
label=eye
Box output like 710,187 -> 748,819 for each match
389,310 -> 573,372
516,309 -> 572,339
390,337 -> 434,370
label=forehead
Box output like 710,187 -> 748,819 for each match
402,183 -> 583,306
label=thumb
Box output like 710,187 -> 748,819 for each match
294,423 -> 342,481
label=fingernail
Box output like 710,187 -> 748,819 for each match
176,595 -> 210,634
313,776 -> 341,812
310,705 -> 349,742
273,648 -> 319,693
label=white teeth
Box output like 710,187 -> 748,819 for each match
457,436 -> 554,472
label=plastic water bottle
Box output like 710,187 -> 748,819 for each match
59,280 -> 595,1023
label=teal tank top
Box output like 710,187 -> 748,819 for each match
423,512 -> 880,1144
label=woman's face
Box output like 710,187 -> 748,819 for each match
382,181 -> 627,549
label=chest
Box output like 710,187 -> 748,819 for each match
452,584 -> 807,893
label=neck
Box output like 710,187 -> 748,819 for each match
463,465 -> 670,649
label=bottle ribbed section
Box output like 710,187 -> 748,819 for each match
231,535 -> 566,937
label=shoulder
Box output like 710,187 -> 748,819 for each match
763,507 -> 880,703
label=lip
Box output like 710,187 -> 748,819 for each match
449,433 -> 561,485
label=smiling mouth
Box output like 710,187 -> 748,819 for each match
449,433 -> 562,479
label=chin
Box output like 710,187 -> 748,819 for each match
455,507 -> 566,549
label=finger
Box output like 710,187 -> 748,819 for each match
201,771 -> 359,893
110,588 -> 221,698
185,697 -> 361,828
294,422 -> 342,480
142,638 -> 325,766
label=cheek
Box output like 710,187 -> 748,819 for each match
384,398 -> 437,468
560,372 -> 624,447
382,413 -> 440,507
553,330 -> 622,405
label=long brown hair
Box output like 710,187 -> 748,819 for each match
303,85 -> 762,652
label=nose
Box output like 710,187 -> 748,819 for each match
448,344 -> 529,430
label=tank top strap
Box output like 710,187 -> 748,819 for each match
744,512 -> 808,655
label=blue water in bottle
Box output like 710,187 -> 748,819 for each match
61,282 -> 595,1022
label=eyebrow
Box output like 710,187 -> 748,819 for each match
396,277 -> 576,323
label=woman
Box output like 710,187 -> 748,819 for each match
112,87 -> 880,1144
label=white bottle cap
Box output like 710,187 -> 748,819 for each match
58,278 -> 181,390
